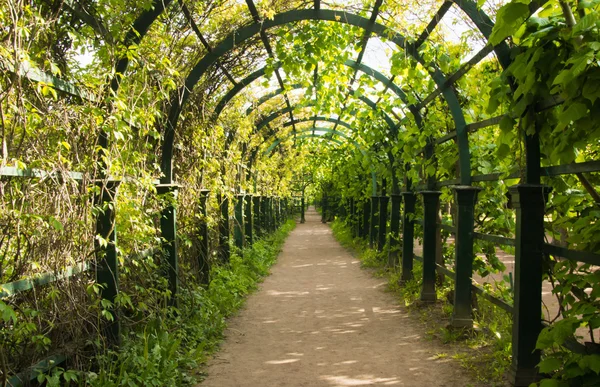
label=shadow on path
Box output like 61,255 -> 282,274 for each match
199,207 -> 476,387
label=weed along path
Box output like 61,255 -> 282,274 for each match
199,207 -> 476,387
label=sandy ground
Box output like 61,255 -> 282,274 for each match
199,208 -> 476,387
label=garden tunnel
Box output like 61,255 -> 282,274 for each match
1,0 -> 600,386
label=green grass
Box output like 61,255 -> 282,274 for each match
77,220 -> 296,387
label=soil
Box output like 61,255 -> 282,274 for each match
199,208 -> 477,387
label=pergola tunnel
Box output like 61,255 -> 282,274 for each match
1,0 -> 599,386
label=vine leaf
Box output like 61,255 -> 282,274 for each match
489,0 -> 530,46
538,357 -> 562,373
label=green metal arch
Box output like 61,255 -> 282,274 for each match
264,128 -> 365,156
161,9 -> 470,184
211,59 -> 422,128
264,127 -> 377,195
254,95 -> 396,134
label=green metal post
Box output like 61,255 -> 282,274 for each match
260,196 -> 268,234
253,195 -> 261,236
244,194 -> 253,246
369,196 -> 378,249
401,192 -> 416,282
234,194 -> 244,250
157,184 -> 180,307
275,197 -> 281,227
354,198 -> 361,237
420,191 -> 441,303
388,194 -> 402,267
95,180 -> 121,347
361,200 -> 370,239
218,193 -> 230,263
508,185 -> 550,386
321,195 -> 327,223
198,189 -> 210,285
269,196 -> 275,232
267,196 -> 274,232
349,198 -> 356,236
451,186 -> 482,328
377,196 -> 389,252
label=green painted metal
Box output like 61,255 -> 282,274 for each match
542,244 -> 600,266
448,0 -> 512,69
369,196 -> 378,249
161,8 -> 471,183
110,0 -> 172,93
244,194 -> 254,246
239,59 -> 423,129
215,63 -> 282,118
2,60 -> 97,102
451,186 -> 482,329
362,199 -> 370,240
400,192 -> 416,282
474,232 -> 515,247
254,93 -> 396,133
0,166 -> 84,180
234,194 -> 245,250
414,2 -> 452,49
157,184 -> 180,307
264,128 -> 362,155
508,184 -> 551,386
94,180 -> 121,346
253,195 -> 262,236
377,196 -> 389,252
218,194 -> 231,263
264,127 -> 377,196
387,194 -> 402,267
0,262 -> 89,298
198,189 -> 210,285
419,191 -> 441,303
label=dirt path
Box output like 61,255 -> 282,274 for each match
199,207 -> 476,387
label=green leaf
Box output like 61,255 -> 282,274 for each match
49,216 -> 64,232
499,115 -> 515,133
539,379 -> 561,387
588,354 -> 600,374
573,13 -> 597,34
489,2 -> 530,45
539,357 -> 563,373
560,102 -> 588,124
0,300 -> 17,323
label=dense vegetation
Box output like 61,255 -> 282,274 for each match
1,0 -> 599,386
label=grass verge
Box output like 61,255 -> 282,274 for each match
60,220 -> 297,387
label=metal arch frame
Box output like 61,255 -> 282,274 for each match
263,127 -> 378,195
160,9 -> 473,184
264,128 -> 366,156
214,60 -> 420,154
249,103 -> 398,185
253,95 -> 396,134
212,59 -> 423,128
213,59 -> 422,153
89,0 -> 535,185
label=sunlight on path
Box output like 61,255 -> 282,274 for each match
199,208 -> 476,387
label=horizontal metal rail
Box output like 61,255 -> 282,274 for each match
0,262 -> 90,298
1,248 -> 158,298
474,232 -> 515,246
413,254 -> 514,313
0,166 -> 85,181
543,243 -> 600,266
